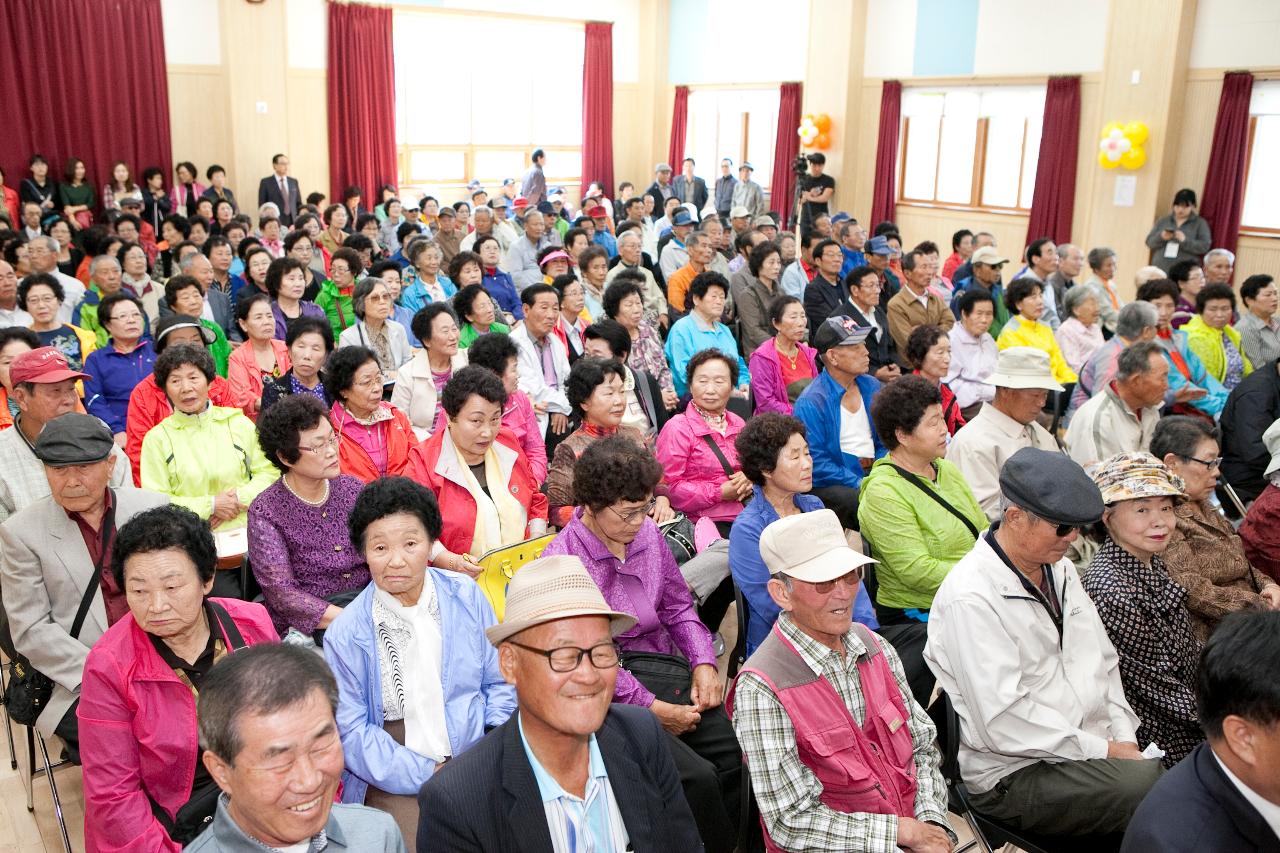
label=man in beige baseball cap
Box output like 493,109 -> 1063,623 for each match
946,345 -> 1064,520
418,555 -> 702,851
727,509 -> 954,853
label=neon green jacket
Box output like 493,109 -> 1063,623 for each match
856,455 -> 989,610
139,404 -> 276,529
1183,314 -> 1253,384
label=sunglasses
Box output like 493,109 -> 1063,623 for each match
790,567 -> 865,594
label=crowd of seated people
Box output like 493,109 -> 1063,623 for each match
4,151 -> 1280,852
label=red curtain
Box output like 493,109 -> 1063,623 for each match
770,82 -> 803,229
1024,76 -> 1081,245
668,86 -> 690,170
870,81 -> 902,228
581,22 -> 614,198
327,2 -> 398,206
0,0 -> 171,217
1200,71 -> 1255,261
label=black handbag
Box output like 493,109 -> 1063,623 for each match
4,505 -> 113,727
658,513 -> 697,566
620,651 -> 694,706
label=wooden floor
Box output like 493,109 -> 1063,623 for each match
0,717 -> 84,853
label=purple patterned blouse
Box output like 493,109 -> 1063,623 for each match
247,475 -> 371,634
543,509 -> 715,706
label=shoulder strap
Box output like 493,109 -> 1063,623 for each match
889,463 -> 980,541
701,433 -> 735,479
70,498 -> 116,640
207,600 -> 247,651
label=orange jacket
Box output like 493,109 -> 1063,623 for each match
333,401 -> 417,483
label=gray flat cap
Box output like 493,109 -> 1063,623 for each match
999,447 -> 1103,525
34,413 -> 115,467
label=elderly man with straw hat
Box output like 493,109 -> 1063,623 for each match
416,555 -> 702,853
728,509 -> 955,853
946,346 -> 1063,521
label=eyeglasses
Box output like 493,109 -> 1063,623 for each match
1180,454 -> 1222,470
608,498 -> 656,524
1053,523 -> 1080,538
508,640 -> 620,673
790,568 -> 864,594
299,434 -> 340,455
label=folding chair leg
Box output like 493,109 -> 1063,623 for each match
0,662 -> 17,769
35,732 -> 73,853
963,809 -> 995,853
25,725 -> 35,812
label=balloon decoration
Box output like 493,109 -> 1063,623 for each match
797,113 -> 833,150
1097,121 -> 1150,170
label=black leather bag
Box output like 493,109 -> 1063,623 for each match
658,513 -> 697,566
620,651 -> 694,706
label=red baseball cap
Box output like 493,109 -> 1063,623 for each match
512,197 -> 530,210
10,347 -> 91,385
586,204 -> 608,218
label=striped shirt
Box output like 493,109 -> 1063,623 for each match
518,715 -> 630,853
732,614 -> 953,852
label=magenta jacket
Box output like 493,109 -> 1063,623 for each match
78,598 -> 279,853
749,338 -> 818,415
655,407 -> 746,524
503,388 -> 548,482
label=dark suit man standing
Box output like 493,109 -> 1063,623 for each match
672,158 -> 709,218
418,556 -> 702,852
1122,611 -> 1280,852
257,153 -> 300,226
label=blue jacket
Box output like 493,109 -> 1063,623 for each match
839,247 -> 866,281
483,269 -> 524,321
400,273 -> 457,314
729,485 -> 877,655
593,230 -> 618,257
83,340 -> 157,433
322,573 -> 516,805
793,369 -> 885,490
1158,329 -> 1229,419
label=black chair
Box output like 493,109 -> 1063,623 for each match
928,691 -> 1123,853
729,582 -> 749,678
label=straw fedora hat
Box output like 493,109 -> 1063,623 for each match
485,555 -> 637,646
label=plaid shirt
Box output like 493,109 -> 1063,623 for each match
732,614 -> 953,852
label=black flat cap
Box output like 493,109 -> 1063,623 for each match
999,447 -> 1104,525
34,413 -> 115,467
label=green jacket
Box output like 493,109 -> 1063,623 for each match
202,318 -> 231,378
139,404 -> 277,529
458,321 -> 511,349
315,279 -> 356,340
856,455 -> 989,610
1183,314 -> 1252,384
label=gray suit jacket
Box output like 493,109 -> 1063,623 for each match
0,488 -> 168,736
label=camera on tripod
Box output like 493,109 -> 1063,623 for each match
791,154 -> 809,176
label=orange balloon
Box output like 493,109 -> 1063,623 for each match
814,132 -> 831,150
814,113 -> 832,133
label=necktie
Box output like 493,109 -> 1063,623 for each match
279,177 -> 288,208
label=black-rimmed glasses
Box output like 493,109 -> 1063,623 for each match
508,641 -> 621,673
1180,454 -> 1222,470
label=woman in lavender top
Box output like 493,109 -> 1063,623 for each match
248,394 -> 369,639
541,434 -> 742,846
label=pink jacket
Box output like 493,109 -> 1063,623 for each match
655,408 -> 746,524
78,598 -> 279,853
749,338 -> 817,415
503,389 -> 548,482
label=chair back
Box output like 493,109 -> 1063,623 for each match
860,536 -> 880,604
729,581 -> 749,678
927,690 -> 963,785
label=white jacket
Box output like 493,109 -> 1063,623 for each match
509,323 -> 571,434
923,532 -> 1139,794
390,348 -> 469,441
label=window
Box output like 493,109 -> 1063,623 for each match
392,11 -> 584,194
1242,82 -> 1280,233
899,86 -> 1045,211
683,88 -> 779,190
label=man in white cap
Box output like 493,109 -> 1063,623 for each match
946,346 -> 1063,521
645,163 -> 675,215
417,555 -> 702,852
727,205 -> 752,241
729,509 -> 954,853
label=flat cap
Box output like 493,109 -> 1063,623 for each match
34,413 -> 115,467
999,447 -> 1103,525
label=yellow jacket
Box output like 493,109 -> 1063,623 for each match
997,316 -> 1077,384
1183,314 -> 1253,383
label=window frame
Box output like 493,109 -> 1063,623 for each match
1240,114 -> 1280,237
682,85 -> 780,192
395,145 -> 582,198
896,87 -> 1043,216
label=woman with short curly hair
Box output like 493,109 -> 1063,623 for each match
856,374 -> 987,705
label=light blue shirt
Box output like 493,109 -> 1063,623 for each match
519,714 -> 630,853
663,313 -> 751,396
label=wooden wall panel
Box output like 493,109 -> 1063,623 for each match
284,70 -> 330,203
893,204 -> 1030,267
167,67 -> 232,187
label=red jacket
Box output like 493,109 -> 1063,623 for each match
406,426 -> 548,557
125,375 -> 236,485
333,401 -> 417,483
77,598 -> 278,853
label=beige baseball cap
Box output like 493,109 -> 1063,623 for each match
971,246 -> 1009,267
759,509 -> 876,584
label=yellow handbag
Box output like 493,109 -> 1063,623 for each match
474,534 -> 557,621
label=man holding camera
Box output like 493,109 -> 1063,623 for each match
798,153 -> 835,237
